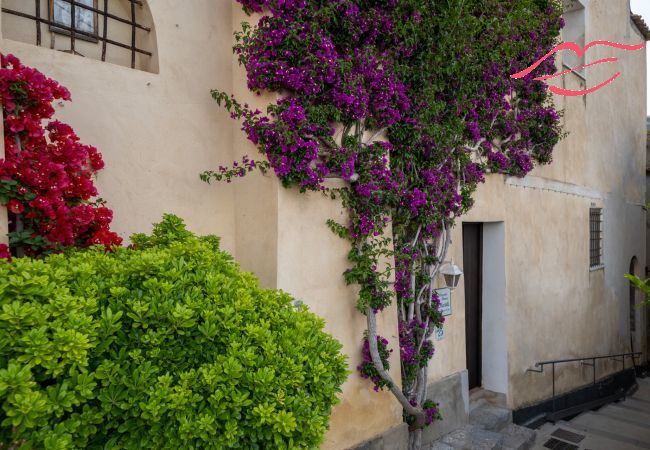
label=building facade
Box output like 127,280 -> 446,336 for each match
424,0 -> 649,440
0,0 -> 647,448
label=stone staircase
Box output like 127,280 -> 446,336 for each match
426,377 -> 650,450
532,377 -> 650,450
427,390 -> 536,450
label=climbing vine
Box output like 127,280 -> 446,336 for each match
0,54 -> 122,258
204,1 -> 564,448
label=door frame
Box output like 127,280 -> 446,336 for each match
463,222 -> 483,390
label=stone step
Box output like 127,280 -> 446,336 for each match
529,379 -> 650,450
570,411 -> 650,448
501,424 -> 536,450
535,422 -> 556,436
519,413 -> 547,430
533,422 -> 644,450
428,403 -> 535,450
611,399 -> 650,415
626,397 -> 650,412
532,421 -> 572,449
470,398 -> 490,413
428,442 -> 455,450
470,405 -> 512,432
634,378 -> 650,402
430,424 -> 535,450
597,403 -> 650,427
470,389 -> 508,408
439,424 -> 505,450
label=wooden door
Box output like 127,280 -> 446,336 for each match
463,223 -> 483,390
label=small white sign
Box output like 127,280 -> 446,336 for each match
435,326 -> 445,341
436,288 -> 452,316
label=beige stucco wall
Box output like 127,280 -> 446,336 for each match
432,0 -> 648,410
515,0 -> 646,408
0,57 -> 5,242
228,8 -> 404,447
1,0 -> 647,443
276,186 -> 404,449
1,0 -> 237,253
0,2 -> 404,447
426,175 -> 508,386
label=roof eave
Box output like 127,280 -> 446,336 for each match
631,14 -> 650,41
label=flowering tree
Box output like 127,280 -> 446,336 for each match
204,1 -> 564,448
0,54 -> 121,258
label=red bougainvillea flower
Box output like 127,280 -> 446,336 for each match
6,199 -> 24,214
0,244 -> 11,261
1,53 -> 123,255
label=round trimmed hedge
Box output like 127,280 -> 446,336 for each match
0,215 -> 347,449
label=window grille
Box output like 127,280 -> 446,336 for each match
589,208 -> 603,269
629,257 -> 637,333
2,0 -> 152,69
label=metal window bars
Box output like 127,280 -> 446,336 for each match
2,0 -> 152,69
589,208 -> 603,268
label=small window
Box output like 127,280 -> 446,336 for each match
562,0 -> 586,78
50,0 -> 98,41
589,208 -> 603,270
2,0 -> 158,72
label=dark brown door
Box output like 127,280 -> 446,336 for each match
463,223 -> 483,390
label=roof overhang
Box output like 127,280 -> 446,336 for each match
631,13 -> 650,41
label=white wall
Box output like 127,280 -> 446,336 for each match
482,222 -> 508,395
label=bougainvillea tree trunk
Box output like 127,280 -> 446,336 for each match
205,1 -> 564,448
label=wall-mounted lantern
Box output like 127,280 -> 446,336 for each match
440,259 -> 463,290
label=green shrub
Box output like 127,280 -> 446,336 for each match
0,215 -> 347,449
625,273 -> 650,306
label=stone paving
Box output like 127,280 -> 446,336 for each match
427,403 -> 535,450
427,377 -> 650,450
532,377 -> 650,450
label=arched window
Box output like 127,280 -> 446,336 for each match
1,0 -> 158,73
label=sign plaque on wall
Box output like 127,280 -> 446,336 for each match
436,288 -> 452,316
434,326 -> 445,341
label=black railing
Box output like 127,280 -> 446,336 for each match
527,351 -> 641,413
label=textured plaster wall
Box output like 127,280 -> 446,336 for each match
230,7 -> 280,289
486,0 -> 644,409
482,223 -> 508,395
0,3 -> 404,448
510,0 -> 647,408
228,8 -> 404,447
647,134 -> 650,356
276,185 -> 404,449
0,0 -> 237,252
426,0 -> 647,411
425,175 -> 508,388
0,8 -> 5,242
0,34 -> 5,243
0,0 -> 647,442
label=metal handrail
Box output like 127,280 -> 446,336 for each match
527,351 -> 642,413
528,352 -> 641,370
